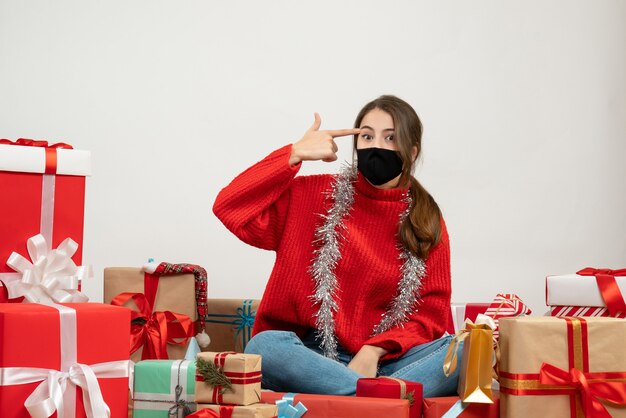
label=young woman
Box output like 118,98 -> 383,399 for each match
213,95 -> 459,397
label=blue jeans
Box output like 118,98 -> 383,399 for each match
244,330 -> 461,397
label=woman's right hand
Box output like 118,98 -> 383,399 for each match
289,113 -> 361,166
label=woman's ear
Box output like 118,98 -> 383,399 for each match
411,146 -> 418,162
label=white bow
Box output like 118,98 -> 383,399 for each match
5,234 -> 90,303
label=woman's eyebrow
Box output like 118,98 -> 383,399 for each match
359,125 -> 395,132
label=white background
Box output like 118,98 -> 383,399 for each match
1,1 -> 624,315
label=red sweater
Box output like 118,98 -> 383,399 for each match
213,145 -> 451,359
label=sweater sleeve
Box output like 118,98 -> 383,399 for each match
362,219 -> 452,360
212,144 -> 301,251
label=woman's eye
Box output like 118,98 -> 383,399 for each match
385,135 -> 394,141
361,134 -> 372,140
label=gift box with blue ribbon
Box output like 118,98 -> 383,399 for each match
204,299 -> 259,353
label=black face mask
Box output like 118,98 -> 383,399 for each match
356,147 -> 403,186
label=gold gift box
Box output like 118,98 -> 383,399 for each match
204,299 -> 260,353
195,352 -> 262,406
499,316 -> 626,418
196,403 -> 277,418
104,267 -> 197,362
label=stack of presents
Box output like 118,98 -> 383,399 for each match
1,138 -> 625,417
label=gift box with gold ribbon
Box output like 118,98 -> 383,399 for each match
194,403 -> 277,418
195,352 -> 262,406
356,377 -> 422,418
499,316 -> 626,418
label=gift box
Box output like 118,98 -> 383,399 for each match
195,352 -> 262,406
104,263 -> 202,361
546,268 -> 626,316
0,139 -> 91,296
499,316 -> 626,418
132,359 -> 197,418
204,299 -> 259,353
550,305 -> 626,318
0,302 -> 131,417
261,392 -> 410,418
447,303 -> 490,334
422,393 -> 499,418
195,403 -> 277,418
356,377 -> 422,418
483,294 -> 531,339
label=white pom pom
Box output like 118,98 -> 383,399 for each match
195,330 -> 211,348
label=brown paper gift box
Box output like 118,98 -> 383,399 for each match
196,403 -> 277,418
104,267 -> 197,362
204,299 -> 260,353
499,316 -> 626,418
195,352 -> 262,406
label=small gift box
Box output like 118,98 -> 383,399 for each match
195,403 -> 277,418
0,138 -> 91,297
499,316 -> 626,418
447,303 -> 491,334
132,359 -> 197,418
444,316 -> 496,404
204,299 -> 259,352
422,393 -> 499,418
356,377 -> 422,418
105,262 -> 207,361
484,294 -> 531,339
0,303 -> 131,418
261,392 -> 409,418
546,268 -> 626,316
195,352 -> 262,406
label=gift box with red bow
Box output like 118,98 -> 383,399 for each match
104,262 -> 207,362
0,138 -> 91,300
547,268 -> 626,318
499,316 -> 626,418
0,303 -> 131,417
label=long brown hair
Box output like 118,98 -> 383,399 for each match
353,95 -> 442,259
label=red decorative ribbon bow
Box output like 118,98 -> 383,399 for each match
539,362 -> 626,418
577,268 -> 626,316
111,292 -> 193,360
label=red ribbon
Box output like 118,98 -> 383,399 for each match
187,409 -> 220,418
110,292 -> 193,360
0,138 -> 73,174
577,268 -> 626,316
539,363 -> 626,418
195,352 -> 262,405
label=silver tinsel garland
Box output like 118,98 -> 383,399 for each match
310,166 -> 426,359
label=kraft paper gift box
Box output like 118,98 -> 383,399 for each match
422,393 -> 500,418
546,268 -> 626,317
261,392 -> 410,418
204,299 -> 259,353
0,303 -> 131,418
195,403 -> 277,418
499,316 -> 626,418
0,139 -> 91,298
356,377 -> 423,418
195,352 -> 262,406
104,264 -> 199,361
447,303 -> 490,334
132,359 -> 197,418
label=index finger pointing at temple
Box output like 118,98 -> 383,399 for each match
327,128 -> 361,138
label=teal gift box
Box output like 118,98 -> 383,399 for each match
132,359 -> 197,418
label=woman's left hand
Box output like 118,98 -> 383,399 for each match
347,345 -> 387,378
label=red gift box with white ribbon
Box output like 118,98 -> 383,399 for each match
0,303 -> 131,417
0,139 -> 91,298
